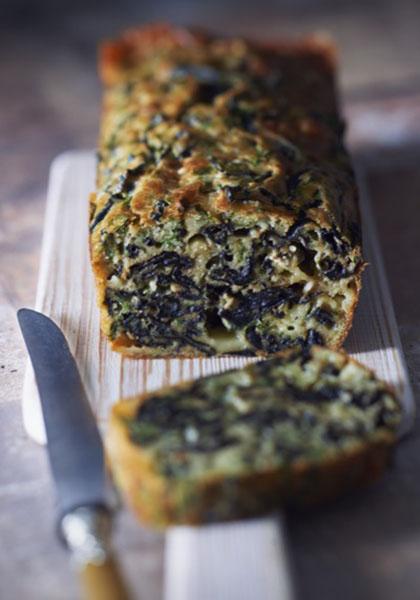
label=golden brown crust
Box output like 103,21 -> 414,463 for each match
99,24 -> 337,86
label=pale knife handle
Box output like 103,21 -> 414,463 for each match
79,554 -> 131,600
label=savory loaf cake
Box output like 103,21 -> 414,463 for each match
90,23 -> 364,357
106,346 -> 401,527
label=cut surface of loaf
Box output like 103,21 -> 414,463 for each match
107,346 -> 401,527
91,23 -> 364,357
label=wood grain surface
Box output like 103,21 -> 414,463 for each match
2,1 -> 420,598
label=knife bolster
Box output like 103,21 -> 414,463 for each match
61,506 -> 112,567
61,507 -> 131,600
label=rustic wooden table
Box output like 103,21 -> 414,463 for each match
1,1 -> 420,598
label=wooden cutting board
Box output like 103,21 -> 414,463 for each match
22,151 -> 415,600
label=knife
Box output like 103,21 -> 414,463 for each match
18,308 -> 130,600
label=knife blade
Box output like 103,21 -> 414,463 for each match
18,308 -> 130,600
